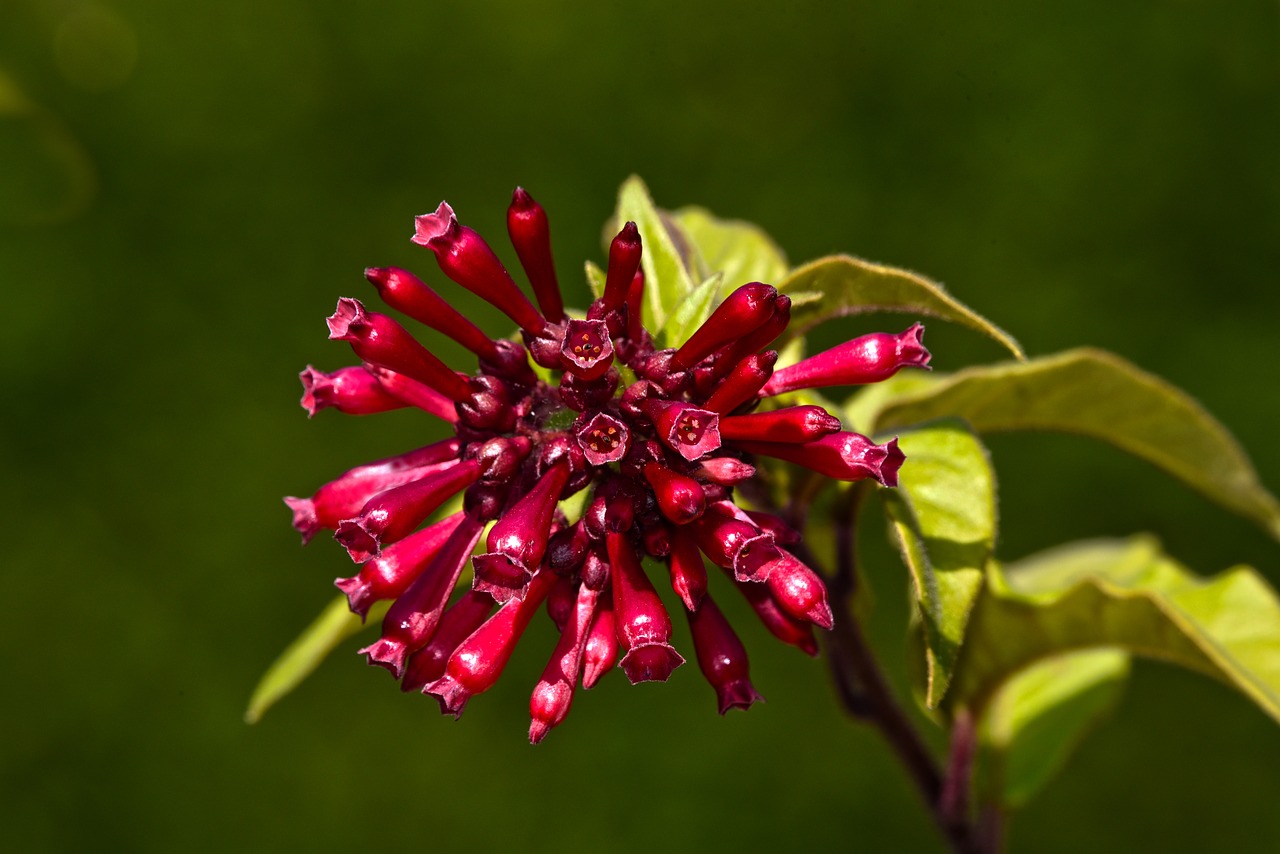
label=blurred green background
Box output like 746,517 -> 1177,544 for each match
3,1 -> 1278,851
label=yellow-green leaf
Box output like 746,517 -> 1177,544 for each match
777,255 -> 1024,360
882,421 -> 993,707
977,648 -> 1130,808
874,348 -> 1280,541
949,536 -> 1280,726
244,596 -> 386,724
669,206 -> 789,294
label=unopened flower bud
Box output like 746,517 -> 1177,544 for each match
364,265 -> 502,362
642,462 -> 706,524
765,552 -> 834,629
530,582 -> 600,743
703,351 -> 777,415
412,201 -> 547,335
582,593 -> 619,688
762,323 -> 930,396
334,458 -> 482,563
667,525 -> 708,611
327,297 -> 471,402
507,187 -> 566,321
334,512 -> 467,617
672,283 -> 777,369
608,531 -> 685,683
687,593 -> 764,714
472,460 -> 571,602
600,221 -> 642,312
364,365 -> 459,421
720,405 -> 842,444
400,589 -> 495,692
694,457 -> 757,487
424,567 -> 558,717
727,567 -> 820,656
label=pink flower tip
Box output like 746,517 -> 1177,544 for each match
619,642 -> 686,684
899,323 -> 931,369
716,681 -> 766,715
423,675 -> 470,719
334,574 -> 374,618
283,496 -> 319,543
334,515 -> 385,564
325,297 -> 364,341
873,437 -> 905,488
411,201 -> 458,247
359,637 -> 410,679
471,552 -> 533,603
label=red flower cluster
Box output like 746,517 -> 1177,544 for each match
286,188 -> 930,742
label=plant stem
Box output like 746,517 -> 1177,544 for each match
788,484 -> 993,854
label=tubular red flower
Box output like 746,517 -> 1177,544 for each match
334,458 -> 482,563
694,457 -> 757,486
364,266 -> 502,362
729,432 -> 905,486
507,187 -> 566,322
720,405 -> 842,444
576,412 -> 630,466
424,567 -> 558,717
762,323 -> 930,396
284,438 -> 461,543
667,525 -> 708,611
766,551 -> 834,629
472,460 -> 571,602
400,589 -> 495,692
641,399 -> 721,461
299,365 -> 406,417
690,504 -> 782,583
607,531 -> 685,683
703,351 -> 777,415
687,593 -> 764,714
726,567 -> 820,656
529,581 -> 600,743
672,283 -> 777,369
334,511 -> 467,618
582,592 -> 619,689
642,461 -> 706,525
600,221 -> 642,313
364,365 -> 458,422
327,297 -> 472,403
560,318 -> 615,381
711,294 -> 791,377
412,201 -> 547,336
358,514 -> 486,677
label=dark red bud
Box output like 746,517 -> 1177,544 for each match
412,201 -> 547,335
727,566 -> 820,656
547,523 -> 589,572
423,567 -> 558,717
358,515 -> 486,678
720,405 -> 843,444
472,461 -> 570,602
365,365 -> 459,422
284,438 -> 461,543
334,512 -> 467,617
607,531 -> 685,683
766,552 -> 834,629
694,456 -> 757,487
667,525 -> 708,612
334,458 -> 482,563
712,294 -> 791,376
687,593 -> 764,714
363,265 -> 501,362
559,366 -> 620,412
507,187 -> 566,321
729,433 -> 905,486
690,503 -> 782,583
582,592 -> 619,688
600,221 -> 642,313
642,462 -> 707,525
672,283 -> 777,370
530,582 -> 600,743
400,589 -> 495,692
546,574 -> 577,633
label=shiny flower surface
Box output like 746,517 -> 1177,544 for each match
285,188 -> 930,742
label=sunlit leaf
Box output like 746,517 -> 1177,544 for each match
614,175 -> 697,338
949,536 -> 1280,727
584,259 -> 606,301
977,649 -> 1130,808
777,255 -> 1024,360
874,349 -> 1280,541
245,596 -> 387,724
669,205 -> 789,295
661,273 -> 723,354
881,421 -> 993,706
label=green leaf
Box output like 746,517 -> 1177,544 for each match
881,421 -> 993,707
614,175 -> 697,340
874,348 -> 1280,541
949,536 -> 1280,726
661,273 -> 723,354
669,206 -> 789,294
244,596 -> 387,724
584,259 -> 606,301
977,648 -> 1130,808
776,255 -> 1024,360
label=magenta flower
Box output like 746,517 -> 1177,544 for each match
286,186 -> 929,741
